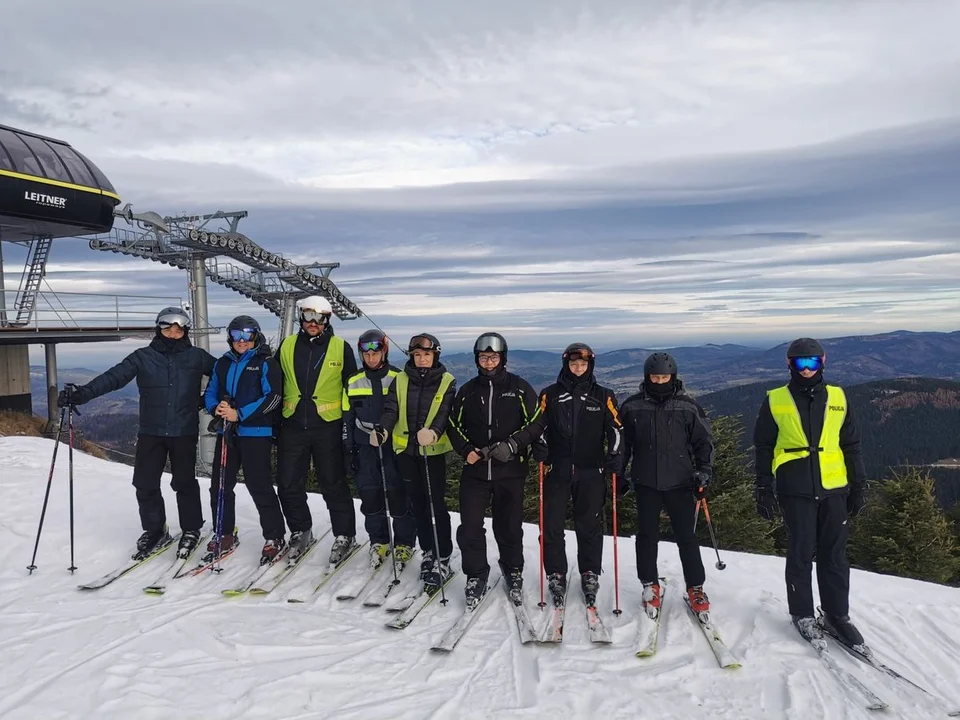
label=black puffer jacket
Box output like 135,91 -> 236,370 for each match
380,360 -> 456,456
448,368 -> 541,481
620,380 -> 714,491
72,333 -> 215,437
753,379 -> 866,498
535,367 -> 622,470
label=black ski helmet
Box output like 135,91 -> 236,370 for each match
408,333 -> 441,355
643,352 -> 678,376
226,315 -> 261,346
474,332 -> 508,365
562,342 -> 595,362
786,337 -> 825,358
358,329 -> 389,363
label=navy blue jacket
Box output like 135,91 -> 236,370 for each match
73,334 -> 215,437
205,344 -> 282,437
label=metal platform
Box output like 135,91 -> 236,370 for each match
0,325 -> 155,346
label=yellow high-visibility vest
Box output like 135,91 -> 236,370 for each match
393,371 -> 454,456
279,334 -> 345,421
768,385 -> 848,489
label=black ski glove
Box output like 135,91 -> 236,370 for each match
614,472 -> 631,499
486,437 -> 518,463
693,470 -> 712,500
605,453 -> 624,477
58,383 -> 87,408
847,485 -> 867,518
754,483 -> 779,521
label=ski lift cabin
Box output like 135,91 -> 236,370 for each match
0,124 -> 120,241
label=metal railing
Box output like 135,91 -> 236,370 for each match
0,289 -> 184,330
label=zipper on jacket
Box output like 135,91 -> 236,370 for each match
487,381 -> 494,481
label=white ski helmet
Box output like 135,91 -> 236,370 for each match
297,295 -> 333,315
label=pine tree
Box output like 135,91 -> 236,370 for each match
849,468 -> 959,584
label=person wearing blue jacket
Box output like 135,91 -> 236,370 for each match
58,307 -> 215,560
204,315 -> 286,565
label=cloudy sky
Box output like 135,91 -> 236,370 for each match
2,0 -> 959,368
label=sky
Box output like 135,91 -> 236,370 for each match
2,0 -> 960,368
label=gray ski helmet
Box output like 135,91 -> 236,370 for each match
474,332 -> 508,364
643,352 -> 678,376
786,337 -> 825,358
156,306 -> 191,329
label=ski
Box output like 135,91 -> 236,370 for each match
286,539 -> 368,603
361,551 -> 420,608
801,635 -> 888,712
817,610 -> 960,716
336,549 -> 387,601
142,532 -> 210,594
220,539 -> 299,597
538,598 -> 566,644
248,536 -> 322,595
385,571 -> 459,630
78,533 -> 179,591
635,578 -> 667,657
430,573 -> 502,652
586,605 -> 613,644
684,594 -> 741,669
503,581 -> 537,644
185,540 -> 241,577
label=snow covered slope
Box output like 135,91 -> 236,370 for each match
1,436 -> 958,719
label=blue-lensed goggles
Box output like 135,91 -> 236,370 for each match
790,356 -> 823,372
229,328 -> 259,343
359,340 -> 385,352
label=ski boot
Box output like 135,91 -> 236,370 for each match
177,529 -> 202,559
820,614 -> 866,652
328,535 -> 357,566
501,564 -> 524,604
687,585 -> 710,614
260,537 -> 285,565
581,571 -> 600,607
420,551 -> 451,591
202,533 -> 238,563
641,581 -> 662,619
464,572 -> 489,610
369,542 -> 390,569
547,573 -> 567,607
393,544 -> 414,564
792,615 -> 825,646
288,529 -> 314,561
133,527 -> 171,560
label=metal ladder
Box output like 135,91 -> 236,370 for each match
13,235 -> 53,326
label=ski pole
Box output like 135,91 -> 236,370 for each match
700,498 -> 726,571
213,421 -> 230,573
421,444 -> 448,605
611,472 -> 622,616
27,406 -> 67,574
538,461 -> 545,609
67,405 -> 77,573
376,440 -> 400,585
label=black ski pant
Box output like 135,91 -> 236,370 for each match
277,422 -> 356,537
542,463 -> 606,576
131,434 -> 203,533
780,493 -> 850,618
209,435 -> 285,540
356,445 -> 416,547
457,472 -> 525,579
634,485 -> 705,589
397,452 -> 451,560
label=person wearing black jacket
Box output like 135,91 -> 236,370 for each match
377,333 -> 456,590
204,316 -> 285,565
620,352 -> 714,616
275,296 -> 358,564
533,342 -> 623,606
447,332 -> 542,606
343,330 -> 416,571
58,307 -> 215,559
753,337 -> 868,647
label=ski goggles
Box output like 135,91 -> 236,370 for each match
564,350 -> 594,362
157,311 -> 190,329
409,335 -> 439,352
229,328 -> 259,343
359,339 -> 385,352
790,356 -> 823,372
300,310 -> 331,324
474,334 -> 507,353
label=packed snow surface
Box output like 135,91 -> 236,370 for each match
1,436 -> 958,719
